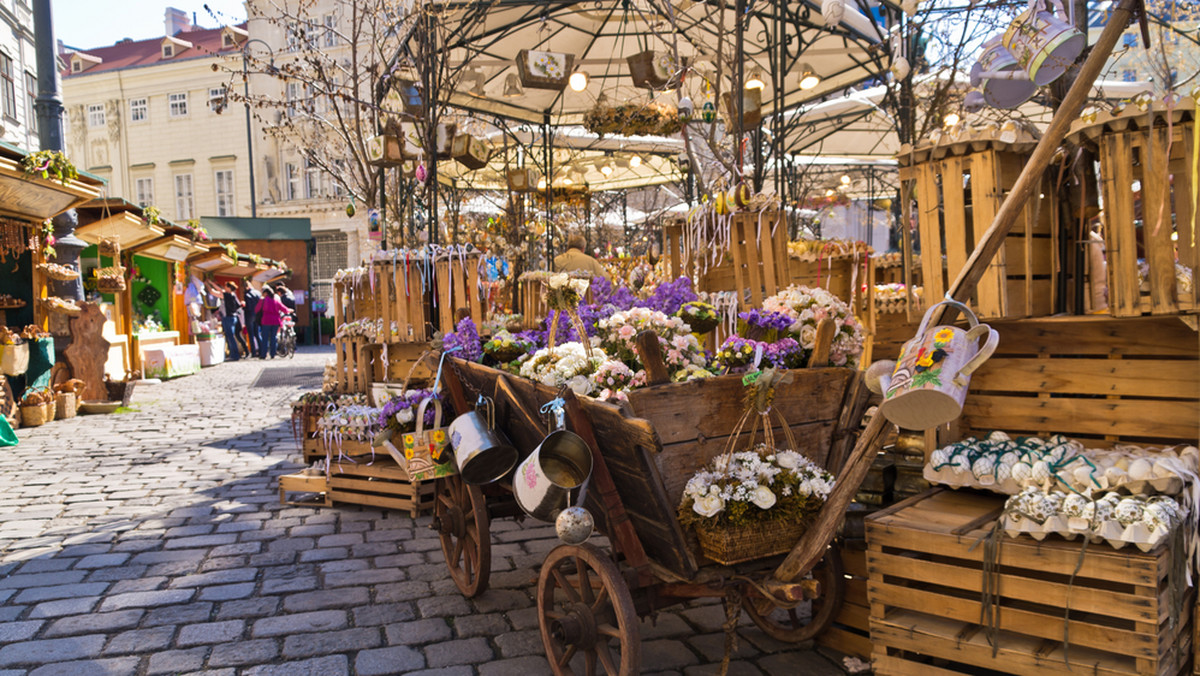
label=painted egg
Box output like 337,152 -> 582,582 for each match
1031,460 -> 1051,485
995,461 -> 1012,483
1114,498 -> 1144,527
733,182 -> 752,207
1011,462 -> 1032,484
1141,503 -> 1170,533
988,431 -> 1010,443
1062,493 -> 1088,519
972,456 -> 995,480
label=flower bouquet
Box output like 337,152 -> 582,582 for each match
376,388 -> 439,437
761,285 -> 864,368
583,100 -> 683,137
678,444 -> 835,565
597,306 -> 708,379
677,300 -> 719,334
519,341 -> 605,395
483,330 -> 533,365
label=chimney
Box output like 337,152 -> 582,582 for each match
164,7 -> 191,35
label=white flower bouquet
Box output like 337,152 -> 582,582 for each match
596,307 -> 708,378
518,341 -> 607,395
677,444 -> 835,564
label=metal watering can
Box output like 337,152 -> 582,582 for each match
447,395 -> 518,485
866,299 -> 999,430
513,398 -> 595,543
1001,1 -> 1084,86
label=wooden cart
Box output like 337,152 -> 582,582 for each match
434,352 -> 882,675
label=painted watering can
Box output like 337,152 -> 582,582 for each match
447,395 -> 518,485
513,398 -> 594,524
970,36 -> 1037,109
866,300 -> 999,430
1001,2 -> 1084,86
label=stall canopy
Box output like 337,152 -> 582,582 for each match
200,217 -> 312,241
75,199 -> 165,249
0,143 -> 104,222
428,0 -> 885,127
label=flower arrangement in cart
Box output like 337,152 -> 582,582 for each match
715,284 -> 864,371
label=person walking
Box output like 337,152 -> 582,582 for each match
244,283 -> 261,358
218,281 -> 243,361
255,287 -> 291,359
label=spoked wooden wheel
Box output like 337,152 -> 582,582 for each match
434,474 -> 490,598
741,543 -> 845,643
537,543 -> 640,676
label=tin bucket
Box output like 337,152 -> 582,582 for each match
448,396 -> 518,485
971,36 -> 1036,109
512,402 -> 593,522
1002,7 -> 1084,86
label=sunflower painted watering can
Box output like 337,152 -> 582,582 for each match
866,300 -> 998,430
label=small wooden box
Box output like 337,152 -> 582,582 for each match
507,168 -> 539,192
867,489 -> 1193,676
721,87 -> 762,129
366,135 -> 404,167
279,472 -> 330,506
451,134 -> 490,170
516,49 -> 574,90
626,50 -> 685,89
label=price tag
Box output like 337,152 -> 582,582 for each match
741,369 -> 762,386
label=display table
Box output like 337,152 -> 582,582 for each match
142,343 -> 201,380
197,335 -> 225,367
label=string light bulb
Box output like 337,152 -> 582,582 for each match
629,155 -> 642,168
569,70 -> 589,92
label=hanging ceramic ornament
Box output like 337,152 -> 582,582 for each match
415,163 -> 428,184
346,197 -> 357,218
368,209 -> 381,232
821,0 -> 846,27
678,97 -> 694,120
891,56 -> 911,81
701,100 -> 716,123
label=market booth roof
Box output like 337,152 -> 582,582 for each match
200,216 -> 312,241
187,247 -> 237,272
128,233 -> 208,263
423,0 -> 884,127
0,142 -> 104,222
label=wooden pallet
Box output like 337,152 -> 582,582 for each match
816,540 -> 871,661
899,147 -> 1056,320
278,457 -> 436,517
867,489 -> 1194,676
1094,118 -> 1199,317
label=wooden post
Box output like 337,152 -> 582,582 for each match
936,0 -> 1139,324
635,330 -> 670,385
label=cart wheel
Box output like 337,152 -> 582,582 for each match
537,542 -> 640,676
434,474 -> 491,598
741,543 -> 845,643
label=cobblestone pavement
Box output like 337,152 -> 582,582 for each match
0,348 -> 846,675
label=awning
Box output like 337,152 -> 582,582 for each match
252,267 -> 288,285
0,142 -> 104,222
188,248 -> 237,272
129,234 -> 207,263
76,211 -> 165,249
200,216 -> 312,241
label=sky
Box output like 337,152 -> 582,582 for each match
52,0 -> 247,50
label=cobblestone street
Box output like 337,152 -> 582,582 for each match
0,348 -> 844,675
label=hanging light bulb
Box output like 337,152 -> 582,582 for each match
629,155 -> 642,168
798,64 -> 820,90
537,177 -> 547,190
943,112 -> 961,127
600,161 -> 614,177
840,174 -> 851,185
569,70 -> 589,92
503,73 -> 524,97
562,175 -> 574,186
745,66 -> 766,90
467,69 -> 486,97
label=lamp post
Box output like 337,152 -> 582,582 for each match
241,38 -> 273,218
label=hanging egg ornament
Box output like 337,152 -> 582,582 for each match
415,163 -> 428,184
367,209 -> 381,232
346,200 -> 356,218
733,182 -> 752,207
891,56 -> 911,81
678,97 -> 694,120
713,191 -> 728,215
821,0 -> 846,27
701,100 -> 716,123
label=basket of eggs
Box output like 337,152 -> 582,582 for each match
18,388 -> 54,427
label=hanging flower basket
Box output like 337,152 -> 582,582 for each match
516,50 -> 574,90
627,50 -> 686,90
583,101 -> 682,137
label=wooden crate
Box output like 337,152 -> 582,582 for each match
961,315 -> 1199,448
1094,117 -> 1199,317
899,144 -> 1057,320
666,211 -> 791,305
816,540 -> 871,661
331,336 -> 371,394
279,458 -> 436,517
867,489 -> 1194,676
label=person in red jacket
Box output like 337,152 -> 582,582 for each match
255,287 -> 292,358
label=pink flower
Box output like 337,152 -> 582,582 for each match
617,325 -> 636,340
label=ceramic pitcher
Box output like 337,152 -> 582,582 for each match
872,300 -> 998,430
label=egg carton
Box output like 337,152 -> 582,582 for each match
923,464 -> 1023,495
1002,513 -> 1173,552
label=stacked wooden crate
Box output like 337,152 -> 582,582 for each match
898,133 -> 1057,320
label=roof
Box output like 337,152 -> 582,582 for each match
63,23 -> 245,77
200,217 -> 312,241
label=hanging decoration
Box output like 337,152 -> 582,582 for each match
346,197 -> 357,218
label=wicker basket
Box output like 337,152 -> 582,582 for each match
55,392 -> 76,419
98,236 -> 120,257
683,315 -> 719,335
695,518 -> 804,566
44,397 -> 56,420
20,403 -> 47,427
96,276 -> 126,293
37,263 -> 80,281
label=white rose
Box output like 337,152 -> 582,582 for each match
776,451 -> 800,469
567,375 -> 593,396
549,273 -> 569,289
799,325 -> 818,349
396,408 -> 414,425
751,485 -> 777,509
693,494 -> 725,518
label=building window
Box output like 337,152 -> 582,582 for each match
324,14 -> 338,47
214,169 -> 235,216
169,92 -> 188,117
162,44 -> 174,58
87,103 -> 105,127
312,230 -> 349,283
331,160 -> 347,198
135,177 -> 153,207
174,173 -> 194,220
285,82 -> 300,117
304,158 -> 320,199
129,98 -> 147,122
71,60 -> 81,73
286,162 -> 300,200
209,87 -> 226,113
24,72 -> 34,125
286,22 -> 300,53
223,33 -> 234,48
0,54 -> 16,120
